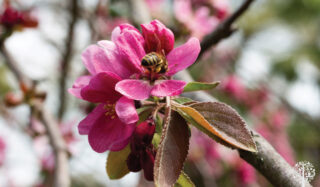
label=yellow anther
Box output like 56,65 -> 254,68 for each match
104,103 -> 116,118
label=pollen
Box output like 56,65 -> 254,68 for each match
104,103 -> 116,119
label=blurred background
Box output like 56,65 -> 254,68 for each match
0,0 -> 319,186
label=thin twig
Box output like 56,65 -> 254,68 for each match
0,41 -> 31,86
0,42 -> 70,187
199,0 -> 255,58
58,0 -> 79,120
174,70 -> 312,187
33,100 -> 70,187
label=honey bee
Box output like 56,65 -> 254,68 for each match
141,52 -> 168,74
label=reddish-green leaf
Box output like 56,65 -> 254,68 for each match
106,144 -> 130,179
154,111 -> 190,187
173,101 -> 257,152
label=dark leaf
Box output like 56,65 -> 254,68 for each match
173,102 -> 257,152
154,110 -> 190,187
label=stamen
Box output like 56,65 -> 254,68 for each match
104,102 -> 116,118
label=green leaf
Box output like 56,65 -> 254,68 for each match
154,111 -> 191,187
106,144 -> 131,179
174,172 -> 195,187
137,107 -> 153,124
183,81 -> 220,92
173,97 -> 194,104
172,101 -> 257,152
155,113 -> 163,134
152,133 -> 161,149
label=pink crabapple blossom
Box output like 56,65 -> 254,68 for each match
115,20 -> 201,100
69,20 -> 200,153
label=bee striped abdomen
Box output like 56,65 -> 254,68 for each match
141,52 -> 159,67
141,52 -> 168,74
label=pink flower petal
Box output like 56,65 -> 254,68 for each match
166,37 -> 201,76
151,80 -> 186,97
114,27 -> 145,74
141,20 -> 174,54
115,80 -> 152,100
81,72 -> 122,103
82,45 -> 110,75
78,104 -> 105,135
88,115 -> 135,152
82,44 -> 134,78
111,24 -> 140,42
95,40 -> 135,78
115,96 -> 139,124
68,75 -> 91,99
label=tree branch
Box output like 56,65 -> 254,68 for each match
199,0 -> 255,58
0,42 -> 70,187
58,0 -> 79,120
175,70 -> 312,187
128,0 -> 311,186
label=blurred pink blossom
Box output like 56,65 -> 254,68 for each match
0,2 -> 38,30
174,0 -> 229,39
221,75 -> 247,101
0,137 -> 6,166
31,120 -> 78,171
235,160 -> 256,186
271,108 -> 290,129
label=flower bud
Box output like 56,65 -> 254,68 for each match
126,152 -> 142,172
4,92 -> 23,107
132,120 -> 155,148
141,149 -> 155,181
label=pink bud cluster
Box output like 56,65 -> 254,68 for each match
127,121 -> 156,181
0,3 -> 38,30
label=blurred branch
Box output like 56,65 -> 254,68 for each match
199,0 -> 255,58
58,0 -> 79,120
0,41 -> 70,187
33,100 -> 70,187
0,41 -> 32,86
175,70 -> 312,187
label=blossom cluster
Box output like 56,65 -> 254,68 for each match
174,0 -> 229,39
69,20 -> 200,179
0,2 -> 38,31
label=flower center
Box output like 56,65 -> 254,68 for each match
104,103 -> 116,119
141,52 -> 168,75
